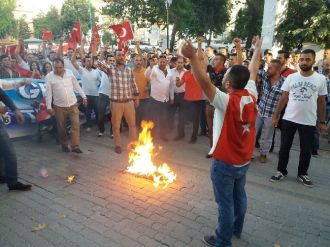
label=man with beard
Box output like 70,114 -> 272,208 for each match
255,59 -> 284,163
270,49 -> 327,187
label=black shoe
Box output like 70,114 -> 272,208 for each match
270,171 -> 286,182
8,182 -> 32,191
62,145 -> 70,152
297,175 -> 313,188
115,146 -> 122,154
205,154 -> 212,159
311,150 -> 318,157
173,135 -> 184,141
202,235 -> 216,247
0,176 -> 6,184
72,148 -> 83,154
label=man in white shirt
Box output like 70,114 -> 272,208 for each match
271,49 -> 328,187
168,57 -> 186,137
72,51 -> 101,132
146,56 -> 172,141
45,58 -> 87,153
97,71 -> 112,137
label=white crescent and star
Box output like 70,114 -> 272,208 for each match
119,27 -> 127,38
239,95 -> 255,135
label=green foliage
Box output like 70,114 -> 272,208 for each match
276,0 -> 329,49
33,6 -> 62,39
17,17 -> 31,39
61,0 -> 95,35
0,0 -> 17,39
231,0 -> 264,48
102,0 -> 231,49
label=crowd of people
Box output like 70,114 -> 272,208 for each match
0,34 -> 330,246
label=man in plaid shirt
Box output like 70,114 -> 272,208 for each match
256,59 -> 285,163
99,49 -> 140,154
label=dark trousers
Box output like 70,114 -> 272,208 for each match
187,100 -> 203,140
277,120 -> 315,176
199,100 -> 207,135
97,93 -> 111,134
168,93 -> 186,136
136,98 -> 151,129
86,95 -> 99,127
0,121 -> 18,186
149,97 -> 169,139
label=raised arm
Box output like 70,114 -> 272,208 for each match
71,49 -> 80,71
234,38 -> 243,65
181,40 -> 216,102
248,36 -> 262,81
15,39 -> 24,64
57,36 -> 64,58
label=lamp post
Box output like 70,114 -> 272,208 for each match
165,0 -> 172,49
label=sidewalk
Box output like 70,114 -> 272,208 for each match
1,127 -> 330,247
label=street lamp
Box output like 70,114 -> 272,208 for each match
165,0 -> 172,50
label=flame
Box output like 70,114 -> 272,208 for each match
67,175 -> 75,183
127,121 -> 176,187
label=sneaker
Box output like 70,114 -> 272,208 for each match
202,235 -> 216,247
86,127 -> 91,132
97,132 -> 104,137
259,154 -> 267,163
115,146 -> 122,154
205,154 -> 212,159
311,150 -> 318,157
297,175 -> 313,188
62,145 -> 70,152
72,148 -> 83,154
270,171 -> 286,182
8,182 -> 32,191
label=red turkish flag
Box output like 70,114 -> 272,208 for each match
12,63 -> 32,77
6,44 -> 24,57
67,21 -> 81,49
110,21 -> 134,42
89,24 -> 100,53
42,29 -> 53,41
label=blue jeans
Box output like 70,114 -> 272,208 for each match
0,120 -> 18,186
255,114 -> 274,155
211,160 -> 249,247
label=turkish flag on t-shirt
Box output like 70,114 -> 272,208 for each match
42,29 -> 53,41
110,21 -> 134,42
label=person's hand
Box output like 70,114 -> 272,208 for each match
15,109 -> 25,124
271,114 -> 280,128
197,36 -> 203,45
320,123 -> 327,135
20,79 -> 31,87
181,40 -> 195,59
254,36 -> 263,50
0,105 -> 7,114
59,36 -> 64,44
82,98 -> 88,107
134,99 -> 140,108
233,38 -> 241,48
47,108 -> 55,115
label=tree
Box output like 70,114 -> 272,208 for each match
231,0 -> 264,48
61,0 -> 95,35
33,6 -> 62,40
276,0 -> 329,49
0,0 -> 17,39
17,17 -> 31,39
102,0 -> 231,50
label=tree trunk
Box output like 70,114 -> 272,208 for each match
207,31 -> 212,46
170,23 -> 177,52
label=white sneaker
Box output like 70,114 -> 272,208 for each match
86,127 -> 91,132
97,132 -> 104,137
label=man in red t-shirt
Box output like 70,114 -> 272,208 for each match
181,36 -> 262,247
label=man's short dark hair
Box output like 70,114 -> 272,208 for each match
170,56 -> 178,63
53,57 -> 64,65
115,49 -> 123,55
67,48 -> 74,52
301,49 -> 316,58
0,55 -> 9,62
215,53 -> 226,63
294,50 -> 301,55
277,50 -> 290,59
264,49 -> 272,56
270,59 -> 282,68
227,65 -> 250,90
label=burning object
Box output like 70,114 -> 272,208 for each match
67,175 -> 75,184
127,121 -> 176,187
